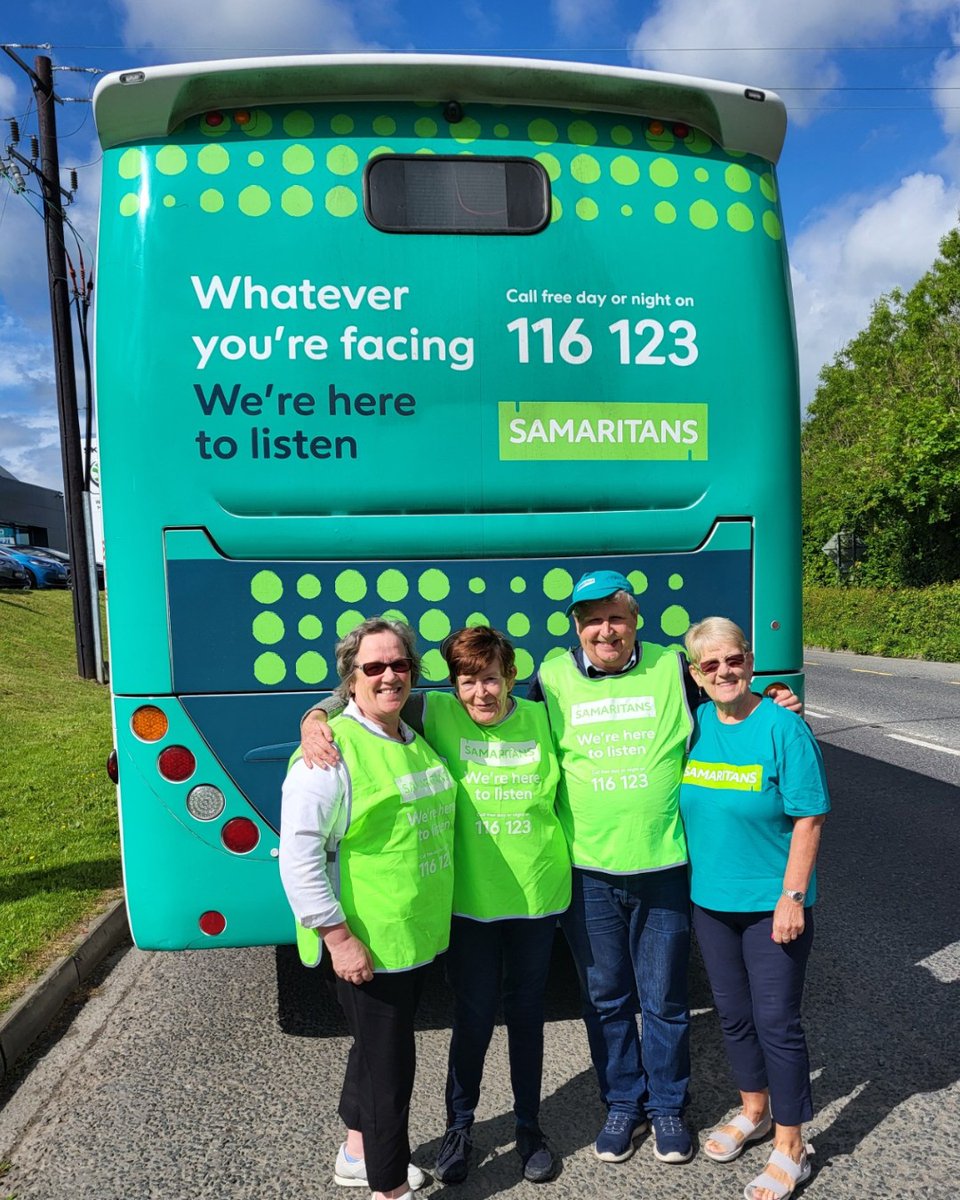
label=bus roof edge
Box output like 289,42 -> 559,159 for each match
92,54 -> 788,162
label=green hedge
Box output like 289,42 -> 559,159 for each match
803,584 -> 960,661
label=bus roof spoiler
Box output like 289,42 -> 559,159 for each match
92,53 -> 788,163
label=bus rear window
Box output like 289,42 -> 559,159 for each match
365,155 -> 549,234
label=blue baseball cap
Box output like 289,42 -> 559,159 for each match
565,570 -> 635,616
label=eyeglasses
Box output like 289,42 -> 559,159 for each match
696,654 -> 747,677
356,658 -> 413,677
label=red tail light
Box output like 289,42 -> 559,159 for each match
107,749 -> 119,783
221,817 -> 260,854
199,911 -> 226,936
158,745 -> 196,782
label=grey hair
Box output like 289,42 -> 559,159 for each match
571,588 -> 640,625
684,616 -> 751,666
334,616 -> 421,703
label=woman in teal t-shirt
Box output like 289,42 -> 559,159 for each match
679,618 -> 829,1200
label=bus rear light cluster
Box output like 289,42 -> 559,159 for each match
131,705 -> 168,741
186,784 -> 225,821
199,911 -> 226,936
221,817 -> 260,855
158,745 -> 196,782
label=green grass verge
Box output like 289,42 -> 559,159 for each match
804,583 -> 960,660
0,589 -> 120,1010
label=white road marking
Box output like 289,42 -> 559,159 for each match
916,941 -> 960,984
886,733 -> 960,757
805,710 -> 831,719
851,668 -> 893,676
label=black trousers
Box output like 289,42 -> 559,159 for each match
336,966 -> 427,1192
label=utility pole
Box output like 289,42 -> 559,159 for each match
12,49 -> 99,678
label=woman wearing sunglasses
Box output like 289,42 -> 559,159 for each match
679,618 -> 830,1200
279,617 -> 456,1200
300,624 -> 570,1185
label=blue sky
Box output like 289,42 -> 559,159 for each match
3,0 -> 960,489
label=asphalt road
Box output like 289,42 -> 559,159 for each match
0,650 -> 957,1199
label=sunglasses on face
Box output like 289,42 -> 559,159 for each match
356,658 -> 413,677
696,653 -> 747,677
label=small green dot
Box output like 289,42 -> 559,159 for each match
725,163 -> 752,193
415,148 -> 435,155
373,115 -> 396,136
468,577 -> 486,594
506,612 -> 530,638
248,150 -> 265,167
336,609 -> 365,638
514,648 -> 535,680
419,609 -> 451,641
418,569 -> 450,602
156,145 -> 187,175
660,604 -> 690,638
335,570 -> 367,602
254,652 -> 286,685
760,172 -> 778,202
551,196 -> 563,223
528,118 -> 559,144
163,195 -> 176,207
381,608 -> 408,624
253,611 -> 285,644
296,652 -> 328,684
685,130 -> 712,154
763,211 -> 782,240
535,152 -> 561,181
611,156 -> 640,186
327,144 -> 359,175
197,145 -> 229,175
330,114 -> 354,134
200,189 -> 224,213
694,167 -> 709,182
414,117 -> 438,138
571,153 -> 601,183
576,197 -> 599,221
326,186 -> 357,217
282,186 -> 314,216
645,126 -> 674,151
621,204 -> 633,216
283,110 -> 314,137
119,194 -> 140,216
611,125 -> 633,146
544,646 -> 567,662
627,571 -> 648,594
510,576 -> 527,593
543,568 -> 573,600
547,611 -> 570,636
727,202 -> 754,232
283,145 -> 314,175
465,611 -> 489,627
240,110 -> 272,137
239,185 -> 271,216
298,615 -> 323,640
297,574 -> 321,599
650,158 -> 679,188
369,145 -> 394,158
251,570 -> 283,604
450,117 -> 482,142
654,201 -> 676,224
377,569 -> 409,602
118,149 -> 142,179
690,199 -> 719,230
668,573 -> 684,590
568,120 -> 597,146
494,123 -> 510,137
421,649 -> 448,682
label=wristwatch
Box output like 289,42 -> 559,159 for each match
782,888 -> 805,904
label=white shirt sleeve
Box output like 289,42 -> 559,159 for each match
278,755 -> 350,930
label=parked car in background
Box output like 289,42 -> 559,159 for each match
0,554 -> 29,589
20,545 -> 105,590
0,546 -> 70,589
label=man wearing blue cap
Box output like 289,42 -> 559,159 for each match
530,570 -> 796,1167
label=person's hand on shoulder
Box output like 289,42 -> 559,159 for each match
301,711 -> 341,769
764,682 -> 802,714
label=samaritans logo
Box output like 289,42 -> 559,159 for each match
571,696 -> 656,725
459,738 -> 540,767
499,402 -> 708,461
683,760 -> 763,791
396,764 -> 453,804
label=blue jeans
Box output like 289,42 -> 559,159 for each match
562,866 -> 691,1119
445,914 -> 557,1129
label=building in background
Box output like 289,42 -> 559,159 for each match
0,464 -> 67,550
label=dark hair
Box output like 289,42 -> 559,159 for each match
442,625 -> 516,683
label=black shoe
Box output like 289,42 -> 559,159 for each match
435,1125 -> 473,1184
516,1125 -> 558,1183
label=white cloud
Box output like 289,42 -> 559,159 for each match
628,0 -> 957,124
117,0 -> 385,57
551,0 -> 615,38
790,172 -> 960,405
0,68 -> 17,113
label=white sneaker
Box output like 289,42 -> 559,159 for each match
333,1143 -> 426,1190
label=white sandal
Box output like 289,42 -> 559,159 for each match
703,1111 -> 772,1163
743,1144 -> 813,1199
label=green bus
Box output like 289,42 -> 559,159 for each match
93,54 -> 802,950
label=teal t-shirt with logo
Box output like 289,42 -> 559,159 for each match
679,698 -> 830,912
